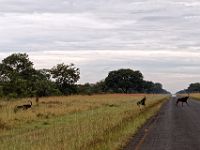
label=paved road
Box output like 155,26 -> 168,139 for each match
124,97 -> 200,150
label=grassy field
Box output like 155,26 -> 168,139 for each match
189,93 -> 200,100
0,94 -> 169,150
177,93 -> 200,101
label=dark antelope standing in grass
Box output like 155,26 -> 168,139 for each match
176,94 -> 190,107
14,101 -> 32,113
137,96 -> 146,110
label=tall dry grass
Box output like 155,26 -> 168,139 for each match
0,94 -> 169,150
189,93 -> 200,100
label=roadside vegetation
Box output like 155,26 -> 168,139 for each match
176,83 -> 200,101
0,53 -> 169,99
0,94 -> 169,150
188,93 -> 200,101
177,83 -> 200,94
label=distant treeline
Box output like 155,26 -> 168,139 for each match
177,83 -> 200,94
0,53 -> 169,99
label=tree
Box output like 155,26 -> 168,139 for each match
0,53 -> 35,97
188,83 -> 200,93
142,81 -> 155,93
1,53 -> 33,78
105,69 -> 143,93
77,80 -> 107,95
176,89 -> 188,94
34,79 -> 61,97
77,83 -> 93,95
0,53 -> 60,98
51,63 -> 80,95
93,80 -> 107,93
177,83 -> 200,94
152,83 -> 163,93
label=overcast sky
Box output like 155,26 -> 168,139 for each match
1,0 -> 200,93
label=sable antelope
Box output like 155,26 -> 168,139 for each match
14,101 -> 32,113
176,94 -> 189,107
137,96 -> 146,110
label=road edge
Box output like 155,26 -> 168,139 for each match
123,99 -> 169,150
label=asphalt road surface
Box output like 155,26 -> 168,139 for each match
124,97 -> 200,150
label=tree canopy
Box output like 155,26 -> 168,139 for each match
51,63 -> 80,94
105,69 -> 144,93
0,53 -> 80,98
177,82 -> 200,94
104,68 -> 169,94
0,53 -> 169,98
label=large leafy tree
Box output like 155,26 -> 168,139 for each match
105,69 -> 144,93
0,53 -> 57,97
0,53 -> 33,81
0,53 -> 35,97
51,63 -> 80,95
2,53 -> 33,72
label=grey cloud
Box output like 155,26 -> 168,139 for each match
1,0 -> 200,51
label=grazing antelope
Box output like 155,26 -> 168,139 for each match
176,94 -> 189,107
14,101 -> 32,113
137,96 -> 146,110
